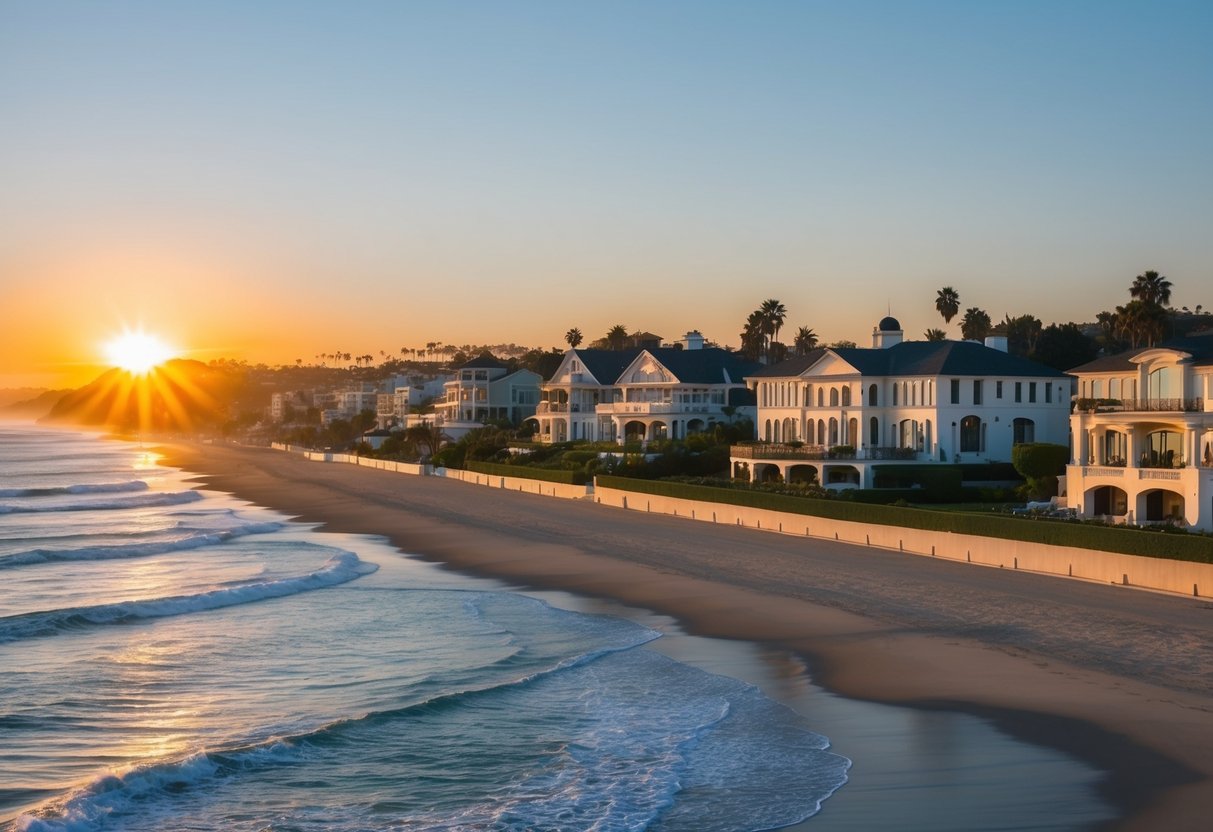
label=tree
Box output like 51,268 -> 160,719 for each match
792,326 -> 819,355
1129,270 -> 1172,307
959,307 -> 992,341
605,324 -> 629,350
1002,314 -> 1042,358
1032,323 -> 1098,371
923,328 -> 947,341
935,286 -> 960,326
564,327 -> 583,349
404,422 -> 446,462
759,299 -> 787,357
1011,443 -> 1070,500
1115,300 -> 1168,348
739,310 -> 766,361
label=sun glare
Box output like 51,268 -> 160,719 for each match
104,330 -> 175,374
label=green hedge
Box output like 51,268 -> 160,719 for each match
467,460 -> 587,485
594,475 -> 1213,564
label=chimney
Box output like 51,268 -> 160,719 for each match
682,330 -> 705,350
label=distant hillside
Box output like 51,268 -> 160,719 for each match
40,360 -> 250,432
0,387 -> 50,408
2,389 -> 73,420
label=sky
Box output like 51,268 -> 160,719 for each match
2,0 -> 1211,388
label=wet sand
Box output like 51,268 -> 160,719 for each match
160,442 -> 1213,830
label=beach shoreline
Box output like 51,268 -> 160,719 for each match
158,442 -> 1213,830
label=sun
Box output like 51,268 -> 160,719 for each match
104,329 -> 176,374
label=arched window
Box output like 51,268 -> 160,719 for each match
1013,417 -> 1035,445
817,419 -> 825,444
1103,430 -> 1127,465
869,416 -> 879,446
1148,366 -> 1177,400
817,388 -> 824,407
764,419 -> 772,442
899,419 -> 916,448
829,388 -> 840,407
828,417 -> 839,445
842,386 -> 852,406
868,384 -> 878,406
848,418 -> 857,445
806,419 -> 815,444
960,415 -> 982,453
1145,430 -> 1183,468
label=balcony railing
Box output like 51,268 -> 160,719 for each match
597,402 -> 717,415
730,444 -> 918,461
1078,397 -> 1204,413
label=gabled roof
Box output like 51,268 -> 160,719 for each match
640,348 -> 762,384
751,341 -> 1068,379
459,353 -> 509,370
564,348 -> 643,385
1067,333 -> 1213,374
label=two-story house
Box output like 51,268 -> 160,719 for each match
436,354 -> 541,436
1065,334 -> 1213,530
530,334 -> 759,444
732,316 -> 1071,488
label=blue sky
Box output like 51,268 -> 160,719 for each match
1,1 -> 1210,385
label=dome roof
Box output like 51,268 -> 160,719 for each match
877,315 -> 901,332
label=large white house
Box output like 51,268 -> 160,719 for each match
530,335 -> 759,444
1065,334 -> 1213,530
731,317 -> 1072,488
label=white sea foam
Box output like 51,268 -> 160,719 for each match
0,491 -> 203,514
0,551 -> 377,643
0,481 -> 149,498
0,521 -> 283,568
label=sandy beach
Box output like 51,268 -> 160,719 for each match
160,442 -> 1213,831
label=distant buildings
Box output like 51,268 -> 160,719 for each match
733,317 -> 1071,488
1065,334 -> 1213,531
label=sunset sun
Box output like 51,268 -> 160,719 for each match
103,330 -> 175,374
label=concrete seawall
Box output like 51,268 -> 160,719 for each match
593,486 -> 1213,598
268,444 -> 1210,598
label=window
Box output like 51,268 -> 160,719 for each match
842,386 -> 852,406
1013,417 -> 1035,444
950,379 -> 960,404
892,384 -> 898,406
829,388 -> 840,407
1029,382 -> 1037,403
1015,382 -> 1022,403
868,384 -> 878,406
1045,384 -> 1052,403
869,416 -> 879,445
960,415 -> 982,453
996,381 -> 1003,399
973,380 -> 983,405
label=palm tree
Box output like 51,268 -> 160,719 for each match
1129,270 -> 1172,307
792,326 -> 818,355
564,327 -> 583,349
959,307 -> 992,341
923,328 -> 947,341
605,324 -> 629,350
935,286 -> 960,326
759,298 -> 787,356
739,311 -> 765,360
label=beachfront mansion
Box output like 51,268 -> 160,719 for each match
731,317 -> 1072,489
529,332 -> 760,443
1065,334 -> 1213,531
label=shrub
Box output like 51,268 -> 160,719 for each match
1011,443 -> 1070,499
467,460 -> 587,485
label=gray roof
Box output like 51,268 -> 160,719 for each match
1067,332 -> 1213,374
568,349 -> 643,384
645,348 -> 762,385
752,340 -> 1069,380
459,353 -> 509,370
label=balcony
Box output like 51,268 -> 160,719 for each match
731,443 -> 915,461
597,402 -> 716,415
1078,397 -> 1205,413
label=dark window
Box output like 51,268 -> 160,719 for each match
1015,382 -> 1022,403
950,379 -> 960,404
1045,384 -> 1052,403
1029,382 -> 1037,403
973,380 -> 983,405
1013,417 -> 1035,444
960,415 -> 982,452
996,381 -> 1003,399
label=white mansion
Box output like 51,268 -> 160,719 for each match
1065,334 -> 1213,531
731,317 -> 1072,488
529,333 -> 759,444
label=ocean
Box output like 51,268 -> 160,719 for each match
0,426 -> 851,831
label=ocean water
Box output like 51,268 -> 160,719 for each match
0,427 -> 851,831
